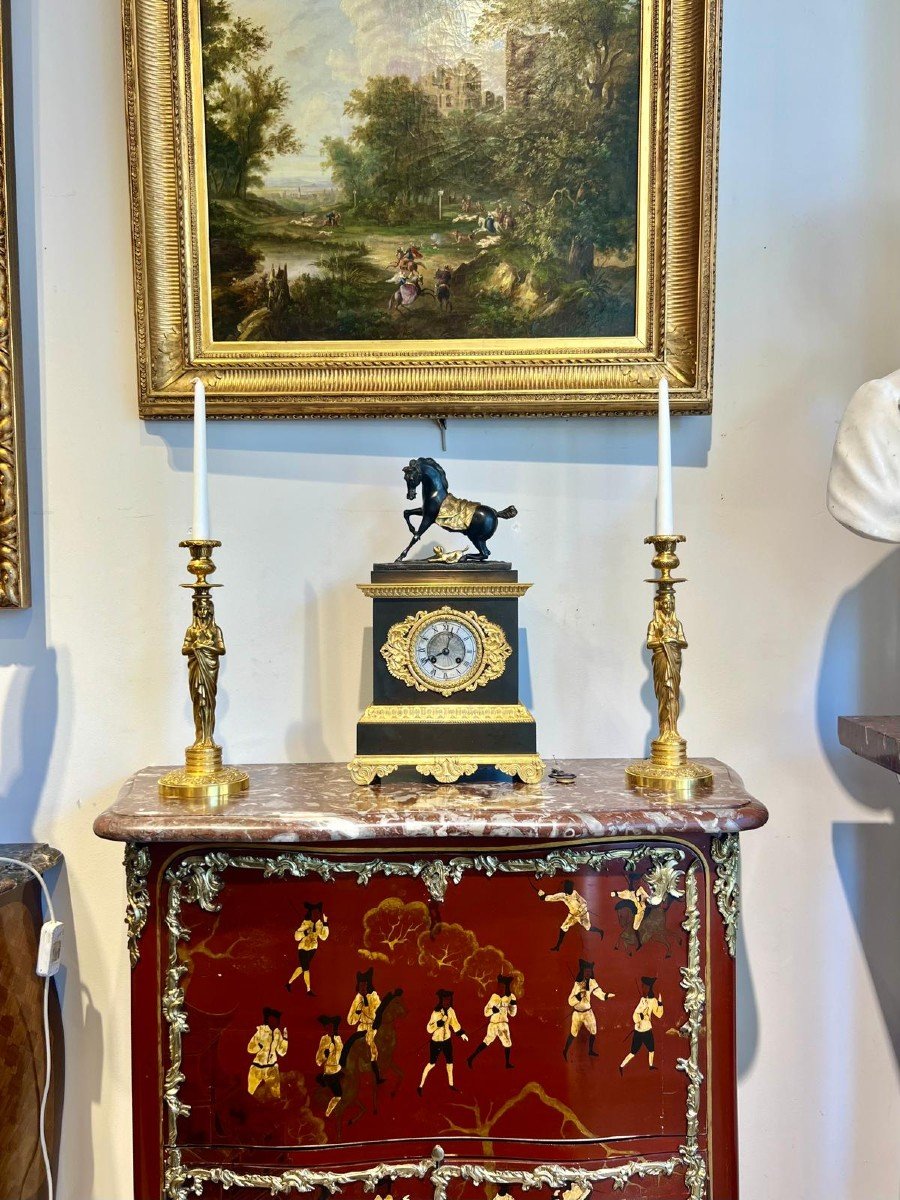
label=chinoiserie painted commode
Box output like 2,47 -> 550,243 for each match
94,762 -> 767,1200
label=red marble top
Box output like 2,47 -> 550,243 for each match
93,760 -> 768,844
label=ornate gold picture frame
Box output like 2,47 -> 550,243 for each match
123,0 -> 721,418
0,0 -> 29,607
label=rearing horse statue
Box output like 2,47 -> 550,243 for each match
395,458 -> 517,562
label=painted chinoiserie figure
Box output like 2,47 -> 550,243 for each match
246,1008 -> 288,1097
419,988 -> 469,1094
563,959 -> 614,1062
314,1015 -> 344,1116
95,760 -> 767,1200
620,977 -> 664,1074
286,901 -> 329,993
468,974 -> 517,1071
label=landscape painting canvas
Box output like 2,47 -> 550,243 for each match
124,0 -> 721,415
200,0 -> 641,344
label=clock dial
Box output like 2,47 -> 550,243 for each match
380,605 -> 511,696
413,617 -> 480,687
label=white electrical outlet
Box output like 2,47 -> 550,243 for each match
36,921 -> 63,978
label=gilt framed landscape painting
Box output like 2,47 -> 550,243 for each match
124,0 -> 721,417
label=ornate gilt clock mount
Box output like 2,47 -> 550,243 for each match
381,606 -> 511,697
348,459 -> 544,785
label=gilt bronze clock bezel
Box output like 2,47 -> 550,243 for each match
381,605 -> 511,698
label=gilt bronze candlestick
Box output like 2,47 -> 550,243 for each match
625,535 -> 713,795
158,540 -> 250,801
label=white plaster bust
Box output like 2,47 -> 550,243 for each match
827,369 -> 900,542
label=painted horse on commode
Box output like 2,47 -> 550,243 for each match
395,458 -> 517,562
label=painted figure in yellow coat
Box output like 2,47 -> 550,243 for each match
419,988 -> 469,1094
538,879 -> 604,951
286,901 -> 329,994
564,960 -> 614,1061
620,977 -> 664,1073
468,973 -> 517,1070
247,1007 -> 288,1097
610,875 -> 652,931
314,1013 -> 344,1116
347,967 -> 384,1084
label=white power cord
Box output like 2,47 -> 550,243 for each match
0,855 -> 59,1200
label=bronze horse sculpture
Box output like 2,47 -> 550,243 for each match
395,458 -> 517,562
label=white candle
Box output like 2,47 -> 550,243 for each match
656,377 -> 674,534
192,377 -> 211,540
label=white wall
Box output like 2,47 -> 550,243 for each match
1,0 -> 898,1196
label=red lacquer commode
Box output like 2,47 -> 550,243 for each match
94,760 -> 767,1200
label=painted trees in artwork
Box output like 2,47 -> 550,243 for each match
200,0 -> 302,199
472,0 -> 640,276
317,0 -> 640,265
359,898 -> 524,999
343,78 -> 444,208
322,99 -> 505,218
359,898 -> 432,962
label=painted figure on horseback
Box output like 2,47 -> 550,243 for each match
388,260 -> 434,313
395,458 -> 517,562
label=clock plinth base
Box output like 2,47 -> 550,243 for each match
348,753 -> 545,786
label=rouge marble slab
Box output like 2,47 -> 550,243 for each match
93,759 -> 768,844
0,843 -> 62,897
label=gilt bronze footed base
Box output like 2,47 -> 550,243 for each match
348,752 -> 545,786
158,745 -> 250,802
625,735 -> 713,795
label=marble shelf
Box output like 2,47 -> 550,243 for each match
0,843 -> 62,898
838,715 -> 900,774
93,759 -> 768,844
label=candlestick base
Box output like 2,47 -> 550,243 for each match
159,745 -> 250,802
625,735 -> 713,794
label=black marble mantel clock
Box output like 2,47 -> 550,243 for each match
348,560 -> 543,784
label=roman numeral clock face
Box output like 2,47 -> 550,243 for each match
380,605 -> 512,697
414,617 -> 479,687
